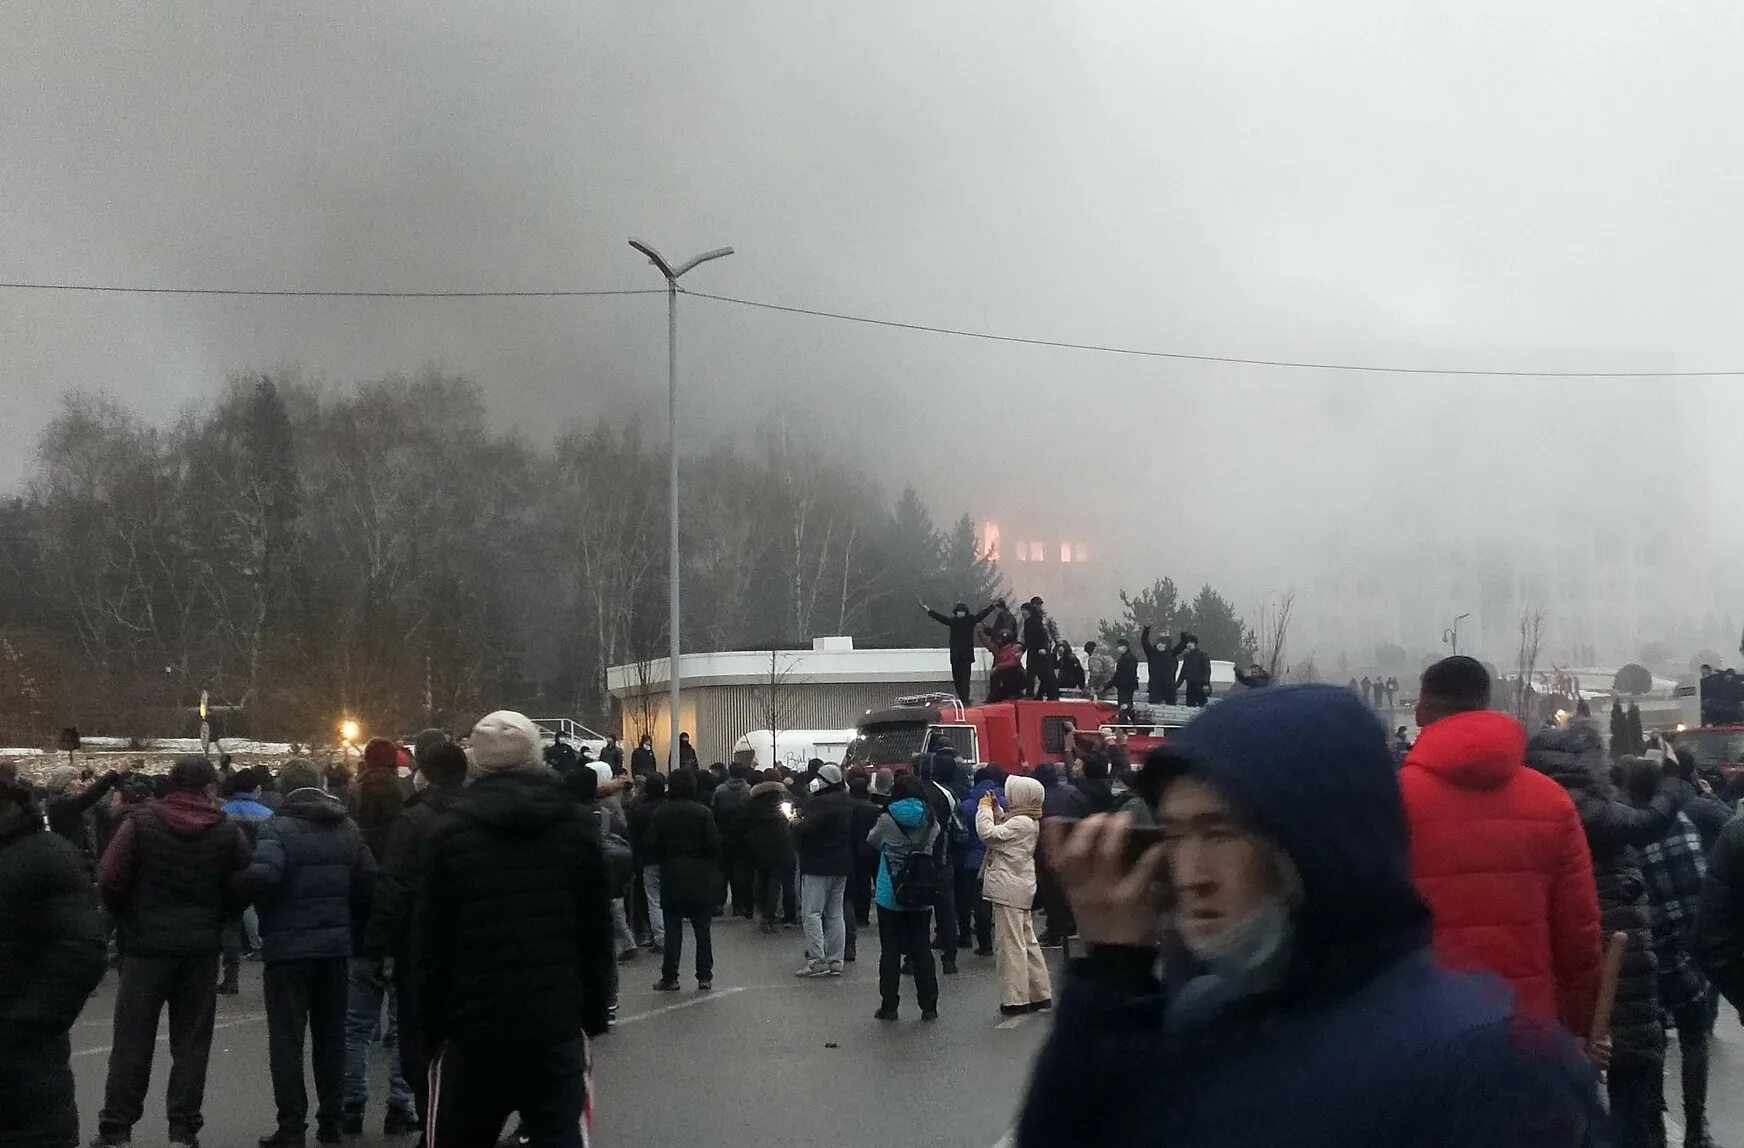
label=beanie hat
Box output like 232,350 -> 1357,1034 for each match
818,763 -> 843,786
468,710 -> 541,772
362,736 -> 400,773
588,761 -> 613,787
412,728 -> 451,767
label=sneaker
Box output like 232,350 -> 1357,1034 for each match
1038,935 -> 1064,949
217,975 -> 240,996
874,1007 -> 899,1021
920,1009 -> 939,1022
843,953 -> 856,963
258,1131 -> 305,1148
698,979 -> 712,991
652,978 -> 681,991
1028,998 -> 1053,1013
169,1137 -> 200,1148
384,1108 -> 419,1136
90,1132 -> 131,1148
1000,1003 -> 1028,1017
974,946 -> 994,958
795,962 -> 829,977
341,1112 -> 364,1137
316,1129 -> 343,1146
758,921 -> 777,935
617,949 -> 638,963
941,962 -> 959,976
826,964 -> 844,977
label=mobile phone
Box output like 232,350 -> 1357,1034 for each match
1053,817 -> 1170,866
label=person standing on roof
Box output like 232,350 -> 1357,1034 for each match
921,599 -> 996,705
1022,600 -> 1061,701
1053,641 -> 1086,693
1176,633 -> 1213,708
1109,638 -> 1140,719
1141,626 -> 1185,706
1084,642 -> 1115,700
983,629 -> 1028,704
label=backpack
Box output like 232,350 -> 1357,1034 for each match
596,807 -> 634,896
891,812 -> 939,910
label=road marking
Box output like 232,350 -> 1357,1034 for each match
615,986 -> 745,1025
72,1013 -> 266,1058
994,1013 -> 1033,1030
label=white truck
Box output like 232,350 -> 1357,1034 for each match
731,728 -> 857,771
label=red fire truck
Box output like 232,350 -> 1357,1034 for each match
841,692 -> 1201,774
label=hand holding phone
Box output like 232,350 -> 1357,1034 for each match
1043,814 -> 1170,948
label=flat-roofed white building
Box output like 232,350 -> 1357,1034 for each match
606,637 -> 987,767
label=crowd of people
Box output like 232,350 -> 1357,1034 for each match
921,597 -> 1221,714
14,649 -> 1744,1147
1347,673 -> 1401,708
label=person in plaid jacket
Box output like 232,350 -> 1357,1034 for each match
1624,758 -> 1718,1148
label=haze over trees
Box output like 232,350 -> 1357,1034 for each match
0,373 -> 1008,743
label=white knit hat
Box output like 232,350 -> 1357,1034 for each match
588,761 -> 613,786
468,710 -> 541,772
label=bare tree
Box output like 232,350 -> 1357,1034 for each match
1515,608 -> 1546,724
750,645 -> 803,770
1255,594 -> 1296,679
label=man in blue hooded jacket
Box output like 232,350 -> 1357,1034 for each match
1018,685 -> 1605,1148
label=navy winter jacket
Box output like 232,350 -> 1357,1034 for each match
958,779 -> 1007,871
1017,685 -> 1606,1148
236,788 -> 376,963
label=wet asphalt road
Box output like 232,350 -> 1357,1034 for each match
64,918 -> 1744,1147
67,917 -> 1048,1148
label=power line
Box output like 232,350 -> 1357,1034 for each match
1,276 -> 1735,377
0,281 -> 664,299
682,289 -> 1742,378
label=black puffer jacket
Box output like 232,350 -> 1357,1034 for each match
1697,816 -> 1744,1009
794,784 -> 855,877
645,797 -> 721,912
236,788 -> 376,963
361,783 -> 463,961
1527,720 -> 1692,1067
352,769 -> 404,861
98,791 -> 251,957
627,792 -> 665,868
414,770 -> 613,1050
0,803 -> 108,1148
746,781 -> 797,868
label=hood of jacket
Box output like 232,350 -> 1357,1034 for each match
150,790 -> 229,837
1005,775 -> 1045,816
454,769 -> 575,835
405,783 -> 463,816
716,778 -> 751,798
888,797 -> 929,828
967,777 -> 1006,806
0,802 -> 38,846
1403,709 -> 1528,790
1525,719 -> 1610,796
279,787 -> 350,825
1144,685 -> 1430,996
750,780 -> 788,799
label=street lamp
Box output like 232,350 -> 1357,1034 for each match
1442,613 -> 1471,656
628,238 -> 735,768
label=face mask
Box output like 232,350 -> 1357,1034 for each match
1180,897 -> 1293,994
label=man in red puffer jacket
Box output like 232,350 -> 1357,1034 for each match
1399,657 -> 1603,1045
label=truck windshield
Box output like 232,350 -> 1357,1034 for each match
843,722 -> 930,769
1675,729 -> 1744,768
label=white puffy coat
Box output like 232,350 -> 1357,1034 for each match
974,776 -> 1042,909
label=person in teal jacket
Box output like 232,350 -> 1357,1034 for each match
867,776 -> 942,1021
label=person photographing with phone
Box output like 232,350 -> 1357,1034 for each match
1016,685 -> 1604,1148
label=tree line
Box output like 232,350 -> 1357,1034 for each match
0,373 -> 1002,744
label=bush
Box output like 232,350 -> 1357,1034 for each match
1613,663 -> 1653,696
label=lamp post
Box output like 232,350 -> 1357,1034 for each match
628,238 -> 735,768
1443,613 -> 1471,656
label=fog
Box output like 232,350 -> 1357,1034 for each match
4,1 -> 1743,669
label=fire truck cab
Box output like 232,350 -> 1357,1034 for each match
841,692 -> 1203,775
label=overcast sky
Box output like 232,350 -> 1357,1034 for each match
4,2 -> 1742,656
